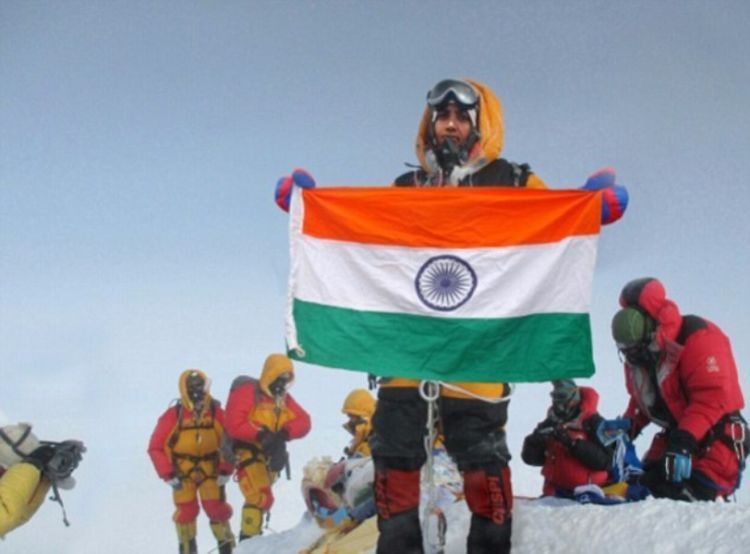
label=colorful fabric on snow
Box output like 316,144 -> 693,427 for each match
286,186 -> 602,382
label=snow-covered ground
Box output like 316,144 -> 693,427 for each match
238,494 -> 750,554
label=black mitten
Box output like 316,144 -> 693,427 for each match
25,444 -> 56,471
26,440 -> 85,482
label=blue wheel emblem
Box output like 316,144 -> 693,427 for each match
415,255 -> 477,311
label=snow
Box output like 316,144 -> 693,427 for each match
236,494 -> 750,554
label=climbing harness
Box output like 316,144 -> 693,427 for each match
438,380 -> 514,403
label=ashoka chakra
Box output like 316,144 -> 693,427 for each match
415,255 -> 477,311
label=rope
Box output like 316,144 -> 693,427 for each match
419,380 -> 444,554
415,379 -> 513,552
48,481 -> 70,527
433,380 -> 514,404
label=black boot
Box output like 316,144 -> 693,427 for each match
376,507 -> 423,554
218,541 -> 233,554
178,537 -> 197,554
467,514 -> 511,554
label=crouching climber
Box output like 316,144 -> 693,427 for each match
522,380 -> 614,500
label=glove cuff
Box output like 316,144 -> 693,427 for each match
24,457 -> 45,471
667,429 -> 697,454
25,445 -> 55,471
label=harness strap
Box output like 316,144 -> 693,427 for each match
696,411 -> 749,494
509,162 -> 530,187
0,425 -> 34,460
438,380 -> 513,403
177,422 -> 216,431
172,451 -> 220,464
699,412 -> 749,457
234,443 -> 263,470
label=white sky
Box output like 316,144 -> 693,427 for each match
1,2 -> 749,552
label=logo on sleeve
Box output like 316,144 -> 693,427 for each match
706,356 -> 720,373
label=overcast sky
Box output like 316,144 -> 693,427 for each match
2,2 -> 749,552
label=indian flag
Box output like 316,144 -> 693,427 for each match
285,186 -> 602,383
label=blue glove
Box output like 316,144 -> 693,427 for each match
664,429 -> 696,483
664,451 -> 692,483
596,417 -> 631,446
581,167 -> 629,225
275,168 -> 316,212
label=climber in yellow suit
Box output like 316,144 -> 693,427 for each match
148,369 -> 235,554
224,354 -> 311,541
341,389 -> 376,458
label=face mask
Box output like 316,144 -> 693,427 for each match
618,342 -> 660,369
436,137 -> 463,170
343,416 -> 366,435
185,373 -> 206,404
269,372 -> 292,397
551,397 -> 580,421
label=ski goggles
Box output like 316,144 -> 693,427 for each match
426,79 -> 479,110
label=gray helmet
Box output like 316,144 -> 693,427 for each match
550,379 -> 581,420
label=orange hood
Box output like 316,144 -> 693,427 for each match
259,353 -> 295,397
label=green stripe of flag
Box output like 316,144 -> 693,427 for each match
289,299 -> 594,383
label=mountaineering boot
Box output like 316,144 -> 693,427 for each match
175,521 -> 197,554
376,507 -> 423,554
178,539 -> 197,554
467,514 -> 511,554
210,520 -> 236,554
239,504 -> 264,541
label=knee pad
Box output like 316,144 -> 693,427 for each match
240,504 -> 264,539
203,498 -> 233,522
463,466 -> 512,524
173,500 -> 200,524
374,464 -> 421,519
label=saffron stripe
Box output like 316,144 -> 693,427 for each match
300,187 -> 601,248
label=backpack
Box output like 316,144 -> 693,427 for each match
220,376 -> 265,465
